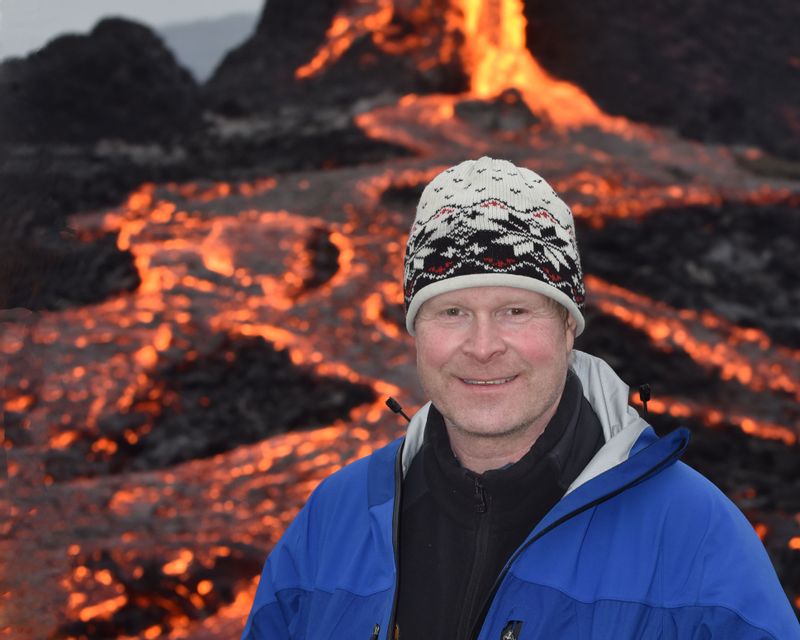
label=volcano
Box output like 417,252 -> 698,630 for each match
1,0 -> 798,637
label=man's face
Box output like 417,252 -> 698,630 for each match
414,286 -> 576,442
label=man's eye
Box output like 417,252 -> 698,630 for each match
508,308 -> 527,315
444,308 -> 462,316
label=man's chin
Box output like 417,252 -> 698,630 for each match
444,414 -> 527,440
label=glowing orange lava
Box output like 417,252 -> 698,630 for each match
296,0 -> 394,79
588,275 -> 800,401
456,0 -> 630,132
640,394 -> 796,446
299,0 -> 637,134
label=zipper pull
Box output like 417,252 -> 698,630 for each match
500,620 -> 523,639
370,623 -> 380,640
474,477 -> 487,513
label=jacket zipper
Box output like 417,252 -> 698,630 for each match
370,623 -> 380,640
467,442 -> 685,640
474,476 -> 487,513
455,477 -> 491,639
500,620 -> 522,640
384,442 -> 404,640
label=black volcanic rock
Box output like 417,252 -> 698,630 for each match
0,17 -> 202,144
44,334 -> 377,480
197,105 -> 412,174
0,228 -> 140,311
0,146 -> 178,312
578,200 -> 800,347
455,88 -> 544,132
204,0 -> 468,116
203,0 -> 341,115
523,0 -> 800,159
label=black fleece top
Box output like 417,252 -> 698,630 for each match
395,371 -> 605,640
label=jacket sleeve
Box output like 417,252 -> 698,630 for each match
241,499 -> 316,640
662,466 -> 800,639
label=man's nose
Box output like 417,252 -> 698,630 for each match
461,316 -> 506,361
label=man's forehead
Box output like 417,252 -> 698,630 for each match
422,286 -> 551,308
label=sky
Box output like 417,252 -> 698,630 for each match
0,0 -> 265,60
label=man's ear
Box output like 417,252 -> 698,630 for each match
565,313 -> 577,350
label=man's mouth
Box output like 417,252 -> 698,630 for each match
460,375 -> 517,386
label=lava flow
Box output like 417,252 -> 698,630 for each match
2,0 -> 799,637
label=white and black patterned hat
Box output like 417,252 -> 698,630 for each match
403,156 -> 585,335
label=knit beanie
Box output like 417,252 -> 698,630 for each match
403,156 -> 585,335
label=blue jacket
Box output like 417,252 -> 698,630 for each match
243,352 -> 800,639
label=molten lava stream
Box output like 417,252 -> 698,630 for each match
587,275 -> 800,391
634,394 -> 796,446
587,275 -> 800,443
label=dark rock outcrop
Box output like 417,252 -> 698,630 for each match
204,0 -> 469,116
523,0 -> 800,159
0,228 -> 140,311
455,88 -> 544,133
0,17 -> 202,145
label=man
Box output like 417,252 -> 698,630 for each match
243,157 -> 799,639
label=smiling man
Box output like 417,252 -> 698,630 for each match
242,157 -> 799,639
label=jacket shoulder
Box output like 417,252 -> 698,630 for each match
308,435 -> 401,509
616,458 -> 797,635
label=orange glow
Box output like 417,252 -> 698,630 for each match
297,0 -> 631,134
360,282 -> 406,340
640,394 -> 796,446
202,224 -> 236,277
554,173 -> 727,226
126,184 -> 155,212
789,537 -> 800,550
152,324 -> 173,352
197,580 -> 214,595
78,595 -> 127,622
4,394 -> 35,412
236,324 -> 297,351
455,0 -> 631,132
144,625 -> 163,639
151,200 -> 177,223
68,592 -> 87,608
50,430 -> 79,449
587,275 -> 800,405
163,549 -> 194,576
754,523 -> 769,540
296,0 -> 393,79
356,94 -> 493,155
238,177 -> 278,197
116,219 -> 147,251
134,345 -> 159,369
91,438 -> 119,454
95,569 -> 114,586
589,274 -> 798,444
